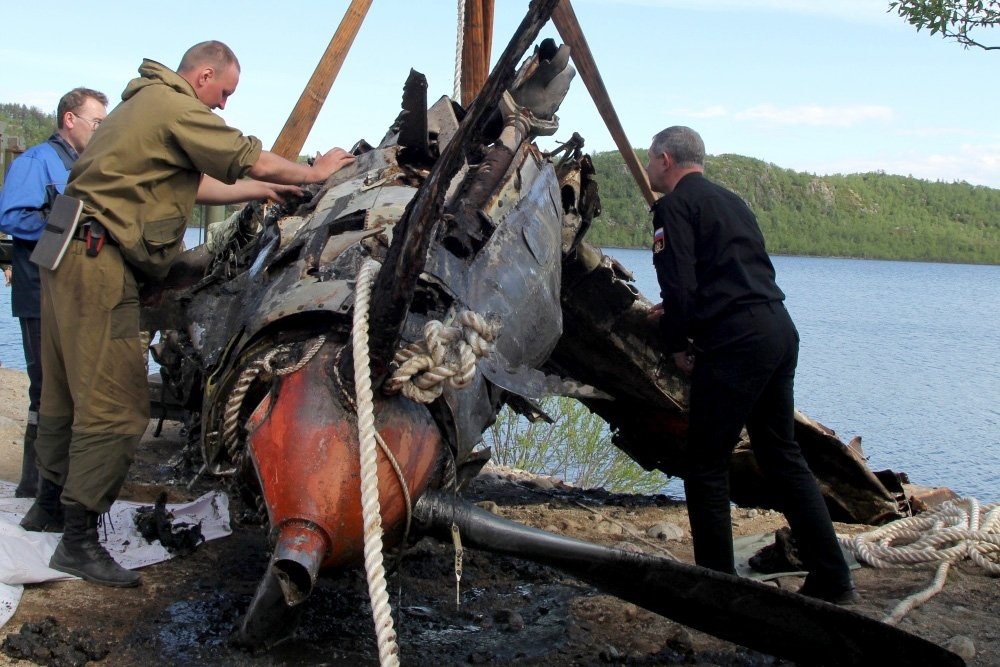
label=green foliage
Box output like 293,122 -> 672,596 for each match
889,0 -> 1000,51
483,397 -> 669,494
0,103 -> 57,147
588,150 -> 1000,264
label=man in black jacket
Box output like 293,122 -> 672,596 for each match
645,125 -> 856,603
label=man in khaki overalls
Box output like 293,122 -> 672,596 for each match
21,40 -> 354,587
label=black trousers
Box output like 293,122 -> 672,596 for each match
683,302 -> 851,589
19,317 -> 42,420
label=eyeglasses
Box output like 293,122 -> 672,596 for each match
71,112 -> 103,130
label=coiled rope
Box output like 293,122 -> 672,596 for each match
384,311 -> 498,404
222,336 -> 327,462
840,497 -> 1000,625
352,258 -> 400,667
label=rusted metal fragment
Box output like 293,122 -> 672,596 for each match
904,483 -> 961,512
730,413 -> 903,524
396,69 -> 431,165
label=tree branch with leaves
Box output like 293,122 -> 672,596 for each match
889,0 -> 1000,50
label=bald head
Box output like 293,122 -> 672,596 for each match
177,40 -> 242,110
177,40 -> 240,76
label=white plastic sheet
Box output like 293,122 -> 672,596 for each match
0,481 -> 231,630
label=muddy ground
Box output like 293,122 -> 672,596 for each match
0,366 -> 996,666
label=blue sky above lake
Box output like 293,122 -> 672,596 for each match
3,1 -> 998,187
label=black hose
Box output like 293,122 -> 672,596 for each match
412,488 -> 964,667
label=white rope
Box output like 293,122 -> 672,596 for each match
840,497 -> 1000,625
453,0 -> 465,100
352,258 -> 400,667
222,336 -> 326,461
384,310 -> 498,404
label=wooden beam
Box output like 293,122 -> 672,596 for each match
270,0 -> 373,159
551,0 -> 657,206
481,0 -> 494,85
460,0 -> 495,106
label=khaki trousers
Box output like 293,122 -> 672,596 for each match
34,240 -> 148,513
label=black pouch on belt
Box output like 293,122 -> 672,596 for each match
86,220 -> 107,257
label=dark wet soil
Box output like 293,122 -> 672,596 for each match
2,418 -> 996,667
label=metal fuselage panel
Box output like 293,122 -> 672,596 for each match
423,148 -> 564,460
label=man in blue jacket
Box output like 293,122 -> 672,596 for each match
0,87 -> 108,498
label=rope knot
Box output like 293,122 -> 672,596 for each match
384,310 -> 499,403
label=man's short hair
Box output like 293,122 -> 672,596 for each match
651,126 -> 705,167
177,40 -> 241,75
56,87 -> 109,129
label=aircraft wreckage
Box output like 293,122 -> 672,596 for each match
140,1 -> 964,665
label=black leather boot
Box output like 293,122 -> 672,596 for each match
14,424 -> 39,498
20,477 -> 65,532
49,503 -> 141,588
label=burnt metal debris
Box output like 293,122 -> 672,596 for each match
138,1 -> 961,665
1,616 -> 112,666
133,492 -> 205,556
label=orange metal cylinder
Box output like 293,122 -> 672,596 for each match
244,343 -> 444,570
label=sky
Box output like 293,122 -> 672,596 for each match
2,1 -> 999,188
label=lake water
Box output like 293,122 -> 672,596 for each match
2,240 -> 996,502
605,248 -> 1000,503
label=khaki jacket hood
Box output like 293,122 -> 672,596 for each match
65,58 -> 262,280
121,59 -> 195,102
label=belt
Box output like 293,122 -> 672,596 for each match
72,222 -> 118,246
73,221 -> 118,257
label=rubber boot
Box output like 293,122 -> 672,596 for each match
20,477 -> 65,532
49,503 -> 141,588
14,424 -> 39,498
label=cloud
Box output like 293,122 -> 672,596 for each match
918,143 -> 1000,186
577,0 -> 898,26
675,104 -> 894,127
793,141 -> 1000,188
734,104 -> 895,127
686,105 -> 728,119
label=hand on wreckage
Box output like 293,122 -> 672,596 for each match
646,301 -> 664,322
673,350 -> 695,375
310,147 -> 355,182
647,302 -> 695,375
258,182 -> 305,204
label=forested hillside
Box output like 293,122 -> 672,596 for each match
5,102 -> 999,264
590,150 -> 1000,264
0,103 -> 56,147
